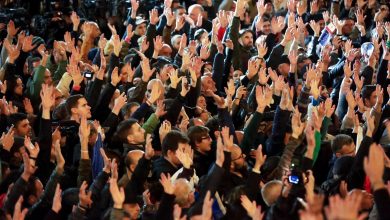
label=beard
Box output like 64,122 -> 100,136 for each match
234,163 -> 248,178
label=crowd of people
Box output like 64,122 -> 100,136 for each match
0,0 -> 389,219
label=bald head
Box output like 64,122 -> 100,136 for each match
125,150 -> 144,171
261,180 -> 283,206
174,178 -> 194,207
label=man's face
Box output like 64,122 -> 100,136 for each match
175,8 -> 186,18
365,91 -> 377,108
197,96 -> 207,110
173,36 -> 182,50
14,78 -> 23,96
342,19 -> 354,35
240,32 -> 254,48
127,122 -> 145,144
196,133 -> 212,153
44,69 -> 53,85
15,119 -> 32,137
75,98 -> 91,118
123,203 -> 141,220
339,142 -> 356,157
135,23 -> 147,36
201,76 -> 217,93
260,21 -> 271,35
189,7 -> 201,23
278,63 -> 290,76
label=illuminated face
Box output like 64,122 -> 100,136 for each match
15,119 -> 32,137
14,78 -> 23,96
240,32 -> 254,48
127,122 -> 145,144
74,98 -> 92,118
135,23 -> 147,36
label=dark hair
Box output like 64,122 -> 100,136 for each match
187,126 -> 209,148
8,113 -> 28,127
121,102 -> 140,119
331,134 -> 354,153
361,85 -> 376,103
65,94 -> 84,115
161,130 -> 189,156
114,118 -> 138,143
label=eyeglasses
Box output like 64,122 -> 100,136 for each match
232,153 -> 245,161
200,135 -> 211,140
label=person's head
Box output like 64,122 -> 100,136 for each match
277,55 -> 290,76
123,203 -> 141,220
201,75 -> 216,94
196,95 -> 207,110
233,70 -> 243,82
261,180 -> 283,206
174,178 -> 195,208
160,44 -> 172,57
174,5 -> 186,18
187,126 -> 212,154
342,18 -> 354,35
259,15 -> 271,35
188,4 -> 204,23
171,35 -> 182,50
378,4 -> 390,19
9,113 -> 31,137
146,79 -> 164,101
124,150 -> 144,175
161,130 -> 190,166
238,29 -> 254,48
230,144 -> 247,173
361,85 -> 377,108
65,95 -> 91,120
115,118 -> 145,145
194,29 -> 208,45
331,134 -> 355,157
24,176 -> 44,206
83,21 -> 101,38
5,76 -> 23,97
121,102 -> 140,120
134,17 -> 147,36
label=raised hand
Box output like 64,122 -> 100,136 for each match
325,193 -> 368,220
13,196 -> 28,220
153,35 -> 164,53
216,134 -> 224,167
256,85 -> 273,112
54,140 -> 65,172
7,20 -> 19,38
4,40 -> 20,64
100,148 -> 111,173
79,115 -> 91,140
109,172 -> 125,209
292,107 -> 305,138
176,147 -> 193,169
112,92 -> 127,115
364,143 -> 385,190
22,152 -> 37,180
145,134 -> 155,160
40,84 -> 55,110
160,173 -> 174,195
79,181 -> 93,209
258,67 -> 269,85
71,12 -> 80,30
241,195 -> 264,219
253,144 -> 267,172
0,125 -> 14,152
52,184 -> 62,213
24,136 -> 39,158
149,9 -> 160,25
140,57 -> 155,82
202,191 -> 214,220
159,120 -> 171,143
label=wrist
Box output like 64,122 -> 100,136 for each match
371,180 -> 385,191
256,106 -> 265,113
113,203 -> 123,209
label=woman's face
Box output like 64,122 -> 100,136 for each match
14,78 -> 23,96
